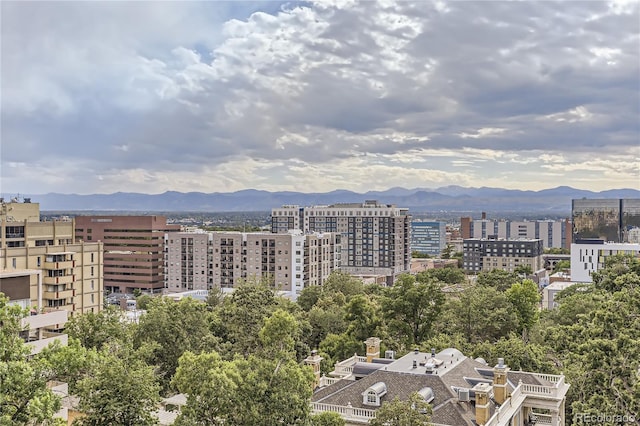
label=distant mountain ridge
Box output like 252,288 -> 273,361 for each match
22,186 -> 640,213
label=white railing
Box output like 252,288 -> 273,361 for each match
319,376 -> 342,387
527,372 -> 563,384
311,402 -> 376,422
332,355 -> 367,376
532,413 -> 553,424
521,383 -> 556,397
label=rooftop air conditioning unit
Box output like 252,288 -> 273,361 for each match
385,350 -> 395,360
458,388 -> 470,402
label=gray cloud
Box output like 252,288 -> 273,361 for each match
1,0 -> 638,195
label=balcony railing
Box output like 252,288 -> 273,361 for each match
43,289 -> 75,301
44,260 -> 74,270
43,275 -> 74,285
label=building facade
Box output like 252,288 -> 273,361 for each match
75,216 -> 180,294
164,230 -> 340,299
570,240 -> 640,283
460,216 -> 571,249
462,238 -> 544,274
1,200 -> 104,315
272,201 -> 411,284
411,221 -> 446,256
572,198 -> 640,243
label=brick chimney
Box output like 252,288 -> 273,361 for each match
304,350 -> 323,389
365,337 -> 381,362
473,382 -> 492,425
493,357 -> 510,404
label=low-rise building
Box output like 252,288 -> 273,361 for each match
310,339 -> 570,425
570,240 -> 640,283
462,238 -> 543,274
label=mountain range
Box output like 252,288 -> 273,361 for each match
21,186 -> 640,213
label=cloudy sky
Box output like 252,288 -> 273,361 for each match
2,1 -> 639,195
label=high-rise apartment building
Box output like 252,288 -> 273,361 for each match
75,216 -> 180,294
462,237 -> 544,274
572,198 -> 640,243
411,221 -> 446,256
164,230 -> 340,299
460,216 -> 570,249
0,199 -> 103,315
272,201 -> 411,284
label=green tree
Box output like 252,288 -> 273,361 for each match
74,342 -> 161,426
213,279 -> 278,357
422,267 -> 465,285
306,305 -> 347,350
369,393 -> 432,426
172,351 -> 239,425
514,265 -> 533,276
382,274 -> 444,346
506,279 -> 540,340
0,294 -> 63,426
476,269 -> 520,292
308,411 -> 346,426
552,260 -> 571,274
297,285 -> 323,312
65,305 -> 130,350
323,272 -> 364,300
135,297 -> 217,389
344,295 -> 383,342
438,285 -> 519,343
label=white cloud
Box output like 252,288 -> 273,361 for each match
1,0 -> 638,195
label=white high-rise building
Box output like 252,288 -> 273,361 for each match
164,230 -> 340,299
272,200 -> 411,284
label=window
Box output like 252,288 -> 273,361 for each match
37,257 -> 41,267
91,294 -> 95,303
91,266 -> 94,276
91,280 -> 95,290
367,392 -> 377,404
12,258 -> 16,268
91,253 -> 94,262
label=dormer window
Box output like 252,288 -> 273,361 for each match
362,382 -> 387,407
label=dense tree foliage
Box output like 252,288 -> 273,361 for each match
0,295 -> 63,426
6,254 -> 639,425
368,393 -> 432,426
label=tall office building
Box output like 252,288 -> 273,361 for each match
462,237 -> 544,274
272,200 -> 411,284
164,230 -> 340,299
572,198 -> 640,243
460,216 -> 570,249
411,221 -> 446,256
0,199 -> 103,315
75,216 -> 180,294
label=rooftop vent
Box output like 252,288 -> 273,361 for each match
412,359 -> 417,369
414,348 -> 419,355
385,350 -> 395,360
425,362 -> 435,373
458,388 -> 470,402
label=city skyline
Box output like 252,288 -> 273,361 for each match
2,1 -> 639,195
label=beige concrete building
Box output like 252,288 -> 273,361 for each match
0,200 -> 104,315
164,230 -> 340,299
272,201 -> 411,284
